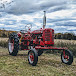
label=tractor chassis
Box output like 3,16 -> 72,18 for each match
35,46 -> 67,50
27,46 -> 73,66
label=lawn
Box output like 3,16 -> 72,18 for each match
0,47 -> 76,76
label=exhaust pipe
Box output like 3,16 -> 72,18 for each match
43,11 -> 46,29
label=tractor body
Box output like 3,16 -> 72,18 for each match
19,28 -> 54,50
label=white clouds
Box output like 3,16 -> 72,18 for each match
0,0 -> 75,15
0,0 -> 76,34
67,26 -> 76,30
47,9 -> 76,19
0,24 -> 4,26
3,0 -> 38,14
0,0 -> 72,15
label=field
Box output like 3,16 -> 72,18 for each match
0,38 -> 76,76
0,47 -> 76,76
54,39 -> 76,56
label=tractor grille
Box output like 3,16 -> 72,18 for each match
45,30 -> 50,41
52,31 -> 54,42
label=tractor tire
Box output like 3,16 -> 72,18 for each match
38,50 -> 43,56
61,50 -> 73,65
8,33 -> 19,56
28,49 -> 38,66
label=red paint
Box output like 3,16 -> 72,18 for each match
35,46 -> 67,50
30,53 -> 34,61
17,33 -> 21,38
63,50 -> 69,59
18,27 -> 68,51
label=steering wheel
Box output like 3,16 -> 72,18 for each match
25,24 -> 32,31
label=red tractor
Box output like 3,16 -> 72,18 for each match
8,11 -> 73,66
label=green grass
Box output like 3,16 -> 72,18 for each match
0,47 -> 76,76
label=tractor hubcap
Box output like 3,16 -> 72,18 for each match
62,54 -> 69,63
29,53 -> 34,63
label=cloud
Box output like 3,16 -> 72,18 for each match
54,21 -> 76,27
47,5 -> 70,13
47,17 -> 76,23
0,0 -> 76,34
3,0 -> 39,14
0,0 -> 72,15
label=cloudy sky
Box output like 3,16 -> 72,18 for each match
0,0 -> 76,34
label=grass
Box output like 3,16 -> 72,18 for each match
54,39 -> 76,56
0,47 -> 76,76
0,38 -> 8,48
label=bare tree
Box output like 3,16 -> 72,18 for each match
0,0 -> 14,10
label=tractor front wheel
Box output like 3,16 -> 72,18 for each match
61,50 -> 73,65
28,49 -> 38,66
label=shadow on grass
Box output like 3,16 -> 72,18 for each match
17,53 -> 28,57
0,53 -> 9,56
0,53 -> 28,57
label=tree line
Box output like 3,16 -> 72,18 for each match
0,30 -> 76,40
0,30 -> 17,38
55,33 -> 76,40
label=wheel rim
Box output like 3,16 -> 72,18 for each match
29,52 -> 34,64
8,40 -> 14,53
62,52 -> 69,63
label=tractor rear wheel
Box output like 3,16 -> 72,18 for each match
8,33 -> 19,56
28,49 -> 38,66
61,50 -> 73,65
